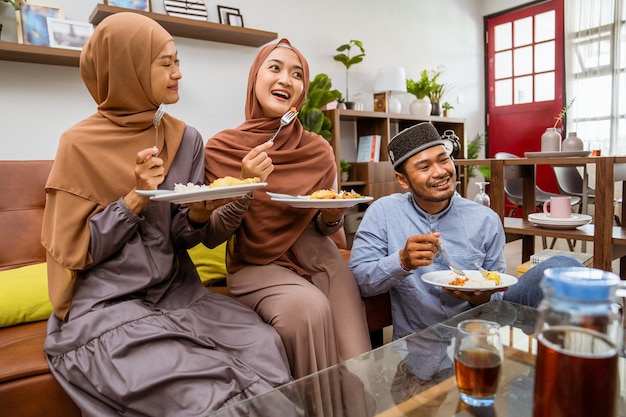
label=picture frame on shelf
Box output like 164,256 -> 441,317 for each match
163,0 -> 209,21
217,5 -> 240,24
16,2 -> 64,46
226,12 -> 243,27
373,92 -> 386,112
46,18 -> 93,51
104,0 -> 151,12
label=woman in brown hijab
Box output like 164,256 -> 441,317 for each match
205,39 -> 371,379
42,13 -> 294,417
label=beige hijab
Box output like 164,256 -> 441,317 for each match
205,39 -> 337,276
41,13 -> 186,319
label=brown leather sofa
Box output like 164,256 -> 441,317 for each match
0,160 -> 391,417
0,160 -> 82,417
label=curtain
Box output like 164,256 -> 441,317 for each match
565,0 -> 626,156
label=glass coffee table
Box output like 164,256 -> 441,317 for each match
205,300 -> 626,417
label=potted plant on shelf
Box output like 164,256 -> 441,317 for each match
340,159 -> 351,182
406,68 -> 445,117
425,68 -> 449,116
442,102 -> 454,117
298,73 -> 342,141
333,39 -> 365,109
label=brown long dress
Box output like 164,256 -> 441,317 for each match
42,13 -> 294,417
205,38 -> 371,379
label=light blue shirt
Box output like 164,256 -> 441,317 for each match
349,193 -> 506,340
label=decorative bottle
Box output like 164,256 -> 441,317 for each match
561,132 -> 584,151
541,127 -> 561,152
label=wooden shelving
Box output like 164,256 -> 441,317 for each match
324,108 -> 466,200
89,4 -> 277,47
0,4 -> 277,67
0,41 -> 81,67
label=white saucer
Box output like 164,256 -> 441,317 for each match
525,150 -> 591,158
528,213 -> 592,229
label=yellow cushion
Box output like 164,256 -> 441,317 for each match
188,242 -> 227,285
0,245 -> 228,327
0,263 -> 53,327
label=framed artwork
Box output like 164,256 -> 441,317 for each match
104,0 -> 152,12
217,5 -> 239,24
47,18 -> 94,51
227,12 -> 243,27
373,92 -> 387,112
163,0 -> 208,21
17,2 -> 64,46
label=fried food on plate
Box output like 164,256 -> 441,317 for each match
309,189 -> 363,199
209,176 -> 260,188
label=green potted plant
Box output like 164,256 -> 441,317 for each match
406,69 -> 436,100
333,39 -> 365,108
406,68 -> 446,117
466,132 -> 490,181
340,159 -> 351,182
442,102 -> 454,117
298,73 -> 342,141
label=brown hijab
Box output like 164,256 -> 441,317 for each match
41,13 -> 186,319
205,39 -> 336,275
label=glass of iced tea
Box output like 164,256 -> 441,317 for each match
454,319 -> 503,407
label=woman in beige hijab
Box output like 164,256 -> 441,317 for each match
205,39 -> 371,379
42,13 -> 294,417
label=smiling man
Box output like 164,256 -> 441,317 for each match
349,122 -> 582,340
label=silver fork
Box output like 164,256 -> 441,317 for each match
153,104 -> 168,149
267,108 -> 299,143
429,229 -> 466,276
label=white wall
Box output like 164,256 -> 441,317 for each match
0,0 -> 521,160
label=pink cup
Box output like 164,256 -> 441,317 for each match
543,196 -> 572,218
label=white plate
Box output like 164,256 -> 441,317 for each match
135,189 -> 175,197
269,193 -> 373,208
421,270 -> 518,292
524,150 -> 591,158
148,183 -> 267,204
528,212 -> 592,229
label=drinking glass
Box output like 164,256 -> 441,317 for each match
474,181 -> 491,207
454,320 -> 503,407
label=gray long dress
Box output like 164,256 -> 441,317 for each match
44,127 -> 297,417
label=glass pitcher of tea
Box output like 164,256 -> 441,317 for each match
532,267 -> 624,417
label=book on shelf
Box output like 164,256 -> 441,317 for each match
530,249 -> 593,266
356,135 -> 381,163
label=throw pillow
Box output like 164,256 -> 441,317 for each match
0,263 -> 52,327
187,242 -> 227,285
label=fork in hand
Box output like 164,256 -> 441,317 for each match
428,229 -> 466,276
267,108 -> 299,143
153,103 -> 168,150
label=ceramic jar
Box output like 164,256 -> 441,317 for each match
561,132 -> 584,151
409,98 -> 432,118
541,127 -> 561,152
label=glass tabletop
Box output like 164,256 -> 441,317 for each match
204,300 -> 626,417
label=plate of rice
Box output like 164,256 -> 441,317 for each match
421,269 -> 517,291
136,177 -> 266,204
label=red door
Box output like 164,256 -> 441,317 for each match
486,0 -> 564,201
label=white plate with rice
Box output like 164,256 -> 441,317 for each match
421,269 -> 518,291
136,182 -> 267,204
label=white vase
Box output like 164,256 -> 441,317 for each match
561,132 -> 584,151
541,127 -> 561,152
409,98 -> 432,118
